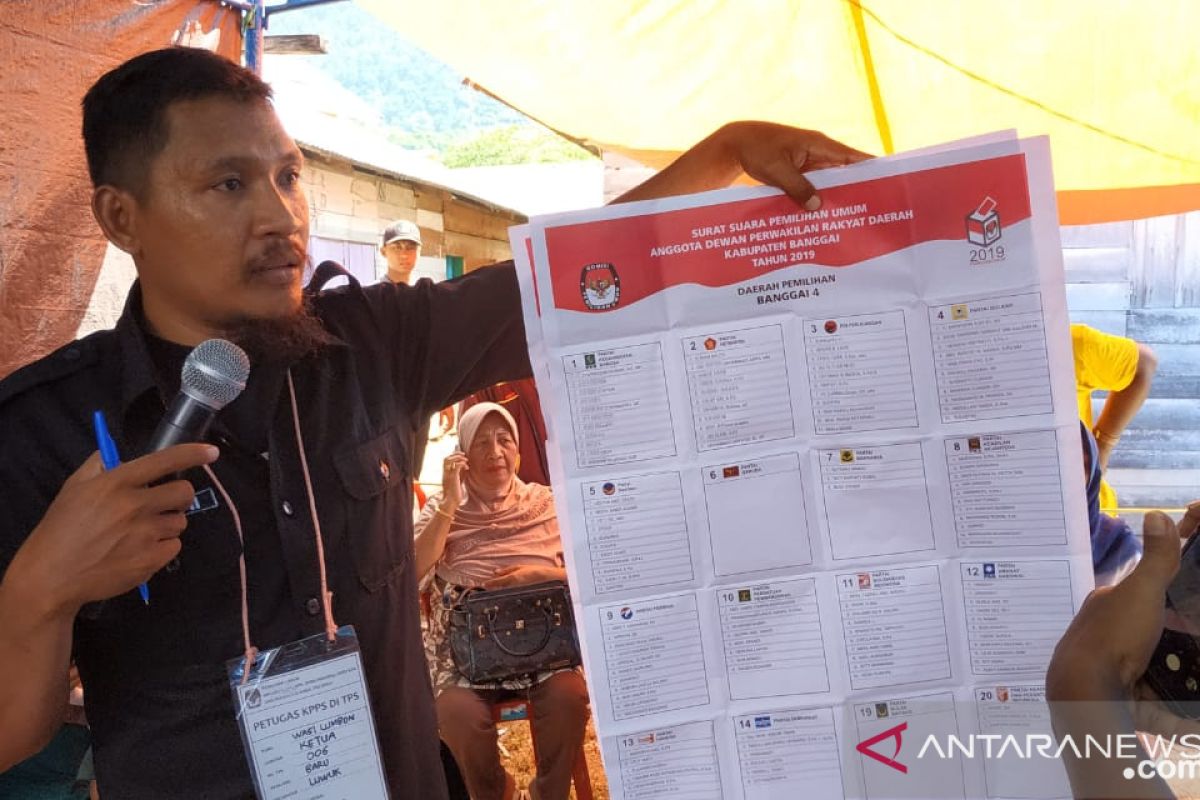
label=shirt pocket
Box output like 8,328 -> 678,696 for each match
333,426 -> 412,591
152,475 -> 246,627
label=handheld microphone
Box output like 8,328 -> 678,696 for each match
148,338 -> 250,451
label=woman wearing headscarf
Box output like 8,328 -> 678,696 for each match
414,402 -> 589,800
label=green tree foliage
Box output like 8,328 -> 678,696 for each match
443,126 -> 592,167
267,3 -> 595,166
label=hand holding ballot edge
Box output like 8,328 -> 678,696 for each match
1047,509 -> 1200,799
613,121 -> 873,209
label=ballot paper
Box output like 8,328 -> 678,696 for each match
513,135 -> 1091,799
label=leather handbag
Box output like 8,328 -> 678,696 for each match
448,580 -> 581,683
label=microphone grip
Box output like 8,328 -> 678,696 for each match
79,394 -> 214,621
148,392 -> 217,452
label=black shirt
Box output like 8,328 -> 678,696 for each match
0,262 -> 530,799
381,274 -> 433,475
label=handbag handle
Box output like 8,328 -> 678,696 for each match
484,604 -> 554,658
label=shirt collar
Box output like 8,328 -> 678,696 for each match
114,281 -> 167,423
113,279 -> 351,426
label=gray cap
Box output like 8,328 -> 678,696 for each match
381,219 -> 422,247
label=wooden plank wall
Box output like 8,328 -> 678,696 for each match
302,149 -> 525,279
1065,211 -> 1200,486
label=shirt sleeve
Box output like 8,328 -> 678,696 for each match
413,492 -> 442,540
414,492 -> 446,590
367,261 -> 534,421
1071,323 -> 1140,394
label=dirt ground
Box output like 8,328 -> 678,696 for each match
501,716 -> 610,800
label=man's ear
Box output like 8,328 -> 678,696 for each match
91,185 -> 141,256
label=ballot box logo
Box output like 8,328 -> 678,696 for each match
738,589 -> 753,602
620,607 -> 634,620
983,562 -> 997,578
580,262 -> 621,310
824,319 -> 839,334
857,572 -> 872,589
243,687 -> 262,709
966,196 -> 1001,246
856,721 -> 909,774
602,482 -> 617,495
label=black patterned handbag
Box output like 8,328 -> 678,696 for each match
447,580 -> 582,683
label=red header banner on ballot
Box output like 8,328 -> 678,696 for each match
545,154 -> 1030,313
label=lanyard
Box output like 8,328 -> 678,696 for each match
205,369 -> 339,682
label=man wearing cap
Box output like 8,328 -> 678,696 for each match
380,216 -> 468,799
381,218 -> 422,285
378,218 -> 452,485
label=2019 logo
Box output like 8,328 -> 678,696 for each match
966,196 -> 1006,264
966,197 -> 1001,246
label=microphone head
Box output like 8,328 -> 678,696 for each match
180,339 -> 250,410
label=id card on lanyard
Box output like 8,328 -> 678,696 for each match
227,625 -> 389,800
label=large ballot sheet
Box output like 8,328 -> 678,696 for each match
513,136 -> 1092,799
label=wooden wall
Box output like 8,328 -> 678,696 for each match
301,148 -> 525,278
1065,210 -> 1200,504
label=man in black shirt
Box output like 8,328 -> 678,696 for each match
0,47 -> 868,798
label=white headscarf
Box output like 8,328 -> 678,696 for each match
427,402 -> 559,587
457,402 -> 520,454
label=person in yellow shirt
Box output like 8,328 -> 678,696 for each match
1072,323 -> 1157,512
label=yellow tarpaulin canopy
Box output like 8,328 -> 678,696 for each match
358,0 -> 1200,225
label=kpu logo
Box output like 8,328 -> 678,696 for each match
857,721 -> 909,774
580,262 -> 621,311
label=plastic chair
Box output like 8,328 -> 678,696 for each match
492,698 -> 595,800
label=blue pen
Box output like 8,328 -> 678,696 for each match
92,410 -> 150,605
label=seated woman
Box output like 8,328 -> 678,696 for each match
414,402 -> 589,800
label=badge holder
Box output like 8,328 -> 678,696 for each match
215,371 -> 391,799
227,625 -> 390,800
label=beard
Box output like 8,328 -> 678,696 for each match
224,296 -> 338,365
